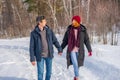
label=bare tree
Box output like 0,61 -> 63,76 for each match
0,0 -> 120,44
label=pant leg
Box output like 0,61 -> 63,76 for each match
37,58 -> 44,80
45,58 -> 52,80
70,52 -> 79,77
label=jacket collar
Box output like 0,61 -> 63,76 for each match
34,25 -> 49,34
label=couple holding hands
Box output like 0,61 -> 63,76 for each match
29,15 -> 92,80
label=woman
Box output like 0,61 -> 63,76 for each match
61,15 -> 92,80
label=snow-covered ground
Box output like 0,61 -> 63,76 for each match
0,37 -> 120,80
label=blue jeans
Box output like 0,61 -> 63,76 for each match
37,57 -> 52,80
70,52 -> 79,77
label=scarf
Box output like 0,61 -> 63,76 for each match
68,25 -> 80,52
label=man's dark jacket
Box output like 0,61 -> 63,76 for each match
29,25 -> 62,62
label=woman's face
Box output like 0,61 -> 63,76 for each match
72,20 -> 80,27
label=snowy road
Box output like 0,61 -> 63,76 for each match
0,38 -> 120,80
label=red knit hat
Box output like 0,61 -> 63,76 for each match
72,15 -> 81,24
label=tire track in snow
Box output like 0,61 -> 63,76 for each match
1,44 -> 119,80
12,48 -> 37,80
52,56 -> 72,80
84,58 -> 120,80
0,47 -> 36,80
51,54 -> 98,80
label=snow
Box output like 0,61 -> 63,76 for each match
0,36 -> 120,80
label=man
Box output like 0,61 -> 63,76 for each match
61,15 -> 92,80
29,16 -> 62,80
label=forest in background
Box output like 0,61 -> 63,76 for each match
0,0 -> 120,45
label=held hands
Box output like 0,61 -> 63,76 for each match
88,52 -> 92,56
58,52 -> 62,56
31,61 -> 36,66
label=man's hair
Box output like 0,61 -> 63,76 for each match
36,16 -> 45,22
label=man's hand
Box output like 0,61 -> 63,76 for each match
31,61 -> 36,66
58,52 -> 62,56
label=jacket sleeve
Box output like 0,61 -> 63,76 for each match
51,30 -> 62,53
29,32 -> 35,62
61,30 -> 68,50
84,30 -> 92,52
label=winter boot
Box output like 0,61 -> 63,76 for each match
74,77 -> 79,80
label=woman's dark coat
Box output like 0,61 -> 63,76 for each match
61,24 -> 92,68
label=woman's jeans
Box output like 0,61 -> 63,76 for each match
37,57 -> 52,80
70,52 -> 79,77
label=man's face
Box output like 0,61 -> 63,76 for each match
39,19 -> 47,27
